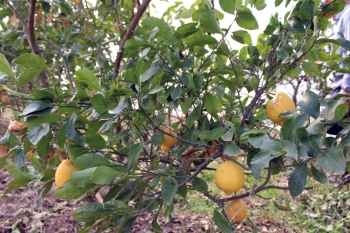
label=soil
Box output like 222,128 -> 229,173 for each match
0,168 -> 293,233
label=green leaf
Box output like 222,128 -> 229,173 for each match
14,53 -> 47,87
141,62 -> 161,82
236,7 -> 259,30
72,202 -> 111,222
57,123 -> 67,148
299,90 -> 320,119
213,210 -> 233,233
70,167 -> 96,187
199,3 -> 221,34
28,124 -> 50,145
324,99 -> 348,123
19,101 -> 53,117
161,176 -> 178,205
248,135 -> 280,152
201,128 -> 227,141
310,163 -> 327,184
67,145 -> 89,160
288,161 -> 307,198
86,120 -> 107,140
302,62 -> 319,75
14,149 -> 25,169
76,68 -> 102,91
37,132 -> 52,160
186,105 -> 201,128
66,112 -> 77,140
151,213 -> 162,233
91,93 -> 107,114
204,93 -> 222,119
219,0 -> 237,14
124,37 -> 151,50
7,161 -> 35,179
25,114 -> 63,129
0,130 -> 22,146
54,180 -> 91,199
176,23 -> 199,38
73,153 -> 110,170
280,140 -> 298,161
185,33 -> 218,47
191,176 -> 208,193
3,176 -> 33,196
317,147 -> 346,173
275,0 -> 283,6
287,16 -> 305,33
251,150 -> 273,180
40,168 -> 56,181
299,0 -> 314,19
272,200 -> 291,211
86,134 -> 106,150
223,142 -> 241,157
128,143 -> 144,172
0,53 -> 14,78
281,119 -> 297,142
31,90 -> 56,101
91,166 -> 122,185
231,30 -> 252,45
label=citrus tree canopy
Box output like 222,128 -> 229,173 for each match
0,0 -> 349,232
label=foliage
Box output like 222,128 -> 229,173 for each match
0,0 -> 350,232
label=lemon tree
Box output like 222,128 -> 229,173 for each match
0,0 -> 349,232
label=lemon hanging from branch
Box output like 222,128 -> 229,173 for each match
266,92 -> 296,126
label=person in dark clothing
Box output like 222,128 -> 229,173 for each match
327,1 -> 350,135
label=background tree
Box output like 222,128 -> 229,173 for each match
0,0 -> 349,232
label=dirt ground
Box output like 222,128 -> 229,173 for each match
0,168 -> 294,233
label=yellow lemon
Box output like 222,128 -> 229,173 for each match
215,160 -> 244,195
266,92 -> 295,126
226,199 -> 248,223
161,144 -> 170,152
162,127 -> 177,148
55,159 -> 79,188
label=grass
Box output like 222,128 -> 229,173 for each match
175,158 -> 350,232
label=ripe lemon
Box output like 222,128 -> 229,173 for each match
55,159 -> 79,188
161,144 -> 170,152
162,127 -> 177,148
226,199 -> 248,223
215,160 -> 244,195
266,92 -> 295,126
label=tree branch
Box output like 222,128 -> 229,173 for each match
28,0 -> 49,88
113,0 -> 152,73
38,36 -> 75,92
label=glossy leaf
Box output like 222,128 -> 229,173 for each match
161,176 -> 178,205
251,150 -> 273,180
199,3 -> 221,34
66,112 -> 77,140
317,147 -> 346,173
28,124 -> 50,145
54,180 -> 91,199
91,166 -> 122,185
310,163 -> 327,184
219,0 -> 237,14
0,53 -> 14,78
3,176 -> 33,196
19,101 -> 53,117
201,128 -> 227,141
231,30 -> 252,45
127,143 -> 144,171
213,210 -> 232,233
298,90 -> 320,119
72,202 -> 111,222
76,68 -> 102,91
236,7 -> 258,30
223,141 -> 241,157
280,140 -> 298,161
14,53 -> 47,87
288,162 -> 307,198
191,176 -> 208,193
204,93 -> 222,119
299,0 -> 314,19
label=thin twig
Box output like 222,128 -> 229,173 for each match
27,0 -> 49,88
113,0 -> 152,73
38,36 -> 75,92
